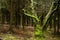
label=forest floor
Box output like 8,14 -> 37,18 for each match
0,26 -> 35,40
0,33 -> 60,40
45,31 -> 60,40
0,26 -> 60,40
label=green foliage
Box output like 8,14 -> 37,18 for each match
35,25 -> 45,38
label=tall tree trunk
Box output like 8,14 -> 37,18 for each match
53,13 -> 56,35
57,10 -> 60,35
20,15 -> 23,29
49,15 -> 52,30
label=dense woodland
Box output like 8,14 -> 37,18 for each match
0,0 -> 60,40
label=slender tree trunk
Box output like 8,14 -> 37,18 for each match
0,14 -> 3,29
57,10 -> 60,35
20,14 -> 23,29
53,13 -> 56,35
49,16 -> 52,30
